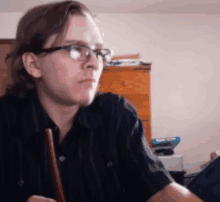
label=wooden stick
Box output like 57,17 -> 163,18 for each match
44,128 -> 66,202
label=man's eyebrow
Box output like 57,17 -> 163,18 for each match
62,40 -> 86,45
62,40 -> 103,49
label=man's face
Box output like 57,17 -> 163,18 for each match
37,13 -> 104,107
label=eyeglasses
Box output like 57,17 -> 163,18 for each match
35,44 -> 111,64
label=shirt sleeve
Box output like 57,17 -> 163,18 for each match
116,97 -> 174,202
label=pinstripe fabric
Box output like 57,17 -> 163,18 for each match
0,90 -> 173,202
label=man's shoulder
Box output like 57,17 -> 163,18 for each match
0,94 -> 17,110
96,91 -> 121,106
0,93 -> 27,108
93,91 -> 138,119
0,93 -> 29,119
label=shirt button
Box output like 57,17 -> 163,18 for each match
59,156 -> 66,162
107,161 -> 113,167
18,179 -> 24,187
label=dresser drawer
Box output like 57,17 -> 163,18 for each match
99,70 -> 150,95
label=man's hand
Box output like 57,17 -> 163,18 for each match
200,151 -> 219,169
210,151 -> 218,160
27,195 -> 57,202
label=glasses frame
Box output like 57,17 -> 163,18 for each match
35,44 -> 111,63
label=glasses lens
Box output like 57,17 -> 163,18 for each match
99,49 -> 111,63
69,45 -> 89,61
70,49 -> 81,60
69,45 -> 111,63
70,46 -> 81,60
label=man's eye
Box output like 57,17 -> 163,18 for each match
95,50 -> 104,59
70,49 -> 81,60
95,50 -> 102,57
73,46 -> 83,52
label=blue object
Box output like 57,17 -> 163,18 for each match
151,137 -> 181,150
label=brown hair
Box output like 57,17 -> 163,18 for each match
5,1 -> 93,98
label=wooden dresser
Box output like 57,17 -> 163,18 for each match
99,65 -> 152,145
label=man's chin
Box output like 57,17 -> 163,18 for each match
78,90 -> 98,106
78,97 -> 95,107
67,90 -> 98,107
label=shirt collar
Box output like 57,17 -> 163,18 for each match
27,90 -> 102,133
19,90 -> 102,155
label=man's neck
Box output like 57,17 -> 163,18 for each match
37,88 -> 80,141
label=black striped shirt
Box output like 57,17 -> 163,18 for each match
0,90 -> 173,202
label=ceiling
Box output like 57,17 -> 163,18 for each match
1,0 -> 220,14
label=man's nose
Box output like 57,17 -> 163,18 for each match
82,52 -> 100,70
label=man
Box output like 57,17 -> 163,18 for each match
2,1 -> 203,202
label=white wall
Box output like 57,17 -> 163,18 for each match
0,12 -> 22,38
1,12 -> 220,174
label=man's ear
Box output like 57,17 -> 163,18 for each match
22,52 -> 42,79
